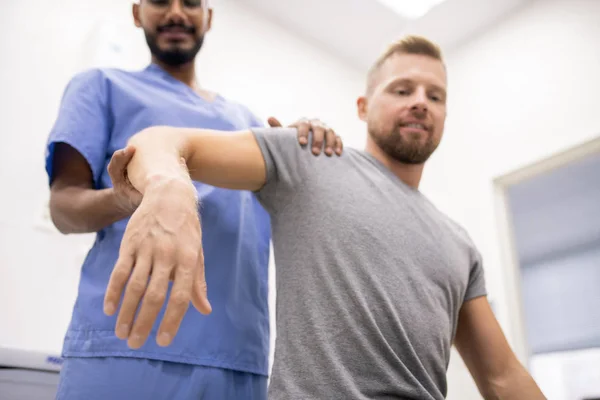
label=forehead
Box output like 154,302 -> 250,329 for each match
376,53 -> 447,91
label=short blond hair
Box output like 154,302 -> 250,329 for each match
366,35 -> 444,93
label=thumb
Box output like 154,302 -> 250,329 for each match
267,117 -> 282,127
108,146 -> 136,177
191,250 -> 212,315
116,146 -> 136,169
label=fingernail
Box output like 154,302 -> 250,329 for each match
158,332 -> 172,346
299,137 -> 307,144
116,324 -> 130,339
104,303 -> 115,315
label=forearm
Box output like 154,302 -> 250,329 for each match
126,126 -> 195,195
483,364 -> 546,400
127,126 -> 266,193
50,187 -> 131,234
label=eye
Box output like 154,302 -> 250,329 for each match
429,92 -> 446,103
396,89 -> 410,96
184,0 -> 203,7
149,0 -> 169,6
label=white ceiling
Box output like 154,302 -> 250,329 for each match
234,0 -> 534,71
507,151 -> 600,266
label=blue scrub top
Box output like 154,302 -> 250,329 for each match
45,64 -> 272,376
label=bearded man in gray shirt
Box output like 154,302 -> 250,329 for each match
104,35 -> 546,399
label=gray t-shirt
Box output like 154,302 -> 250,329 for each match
252,128 -> 487,400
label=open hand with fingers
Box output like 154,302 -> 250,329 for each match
268,117 -> 344,156
103,169 -> 211,349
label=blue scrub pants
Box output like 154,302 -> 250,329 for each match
55,357 -> 268,400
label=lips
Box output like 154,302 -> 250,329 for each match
157,24 -> 195,39
399,121 -> 430,133
160,31 -> 191,40
403,123 -> 427,130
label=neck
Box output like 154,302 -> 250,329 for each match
364,135 -> 425,189
152,56 -> 197,88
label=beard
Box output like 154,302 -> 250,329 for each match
369,125 -> 438,165
144,24 -> 204,67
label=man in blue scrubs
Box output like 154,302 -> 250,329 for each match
46,1 -> 343,399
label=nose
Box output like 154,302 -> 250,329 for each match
411,88 -> 428,113
165,0 -> 186,23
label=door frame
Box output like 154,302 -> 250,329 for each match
492,135 -> 600,365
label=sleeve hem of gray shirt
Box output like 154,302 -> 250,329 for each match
249,127 -> 279,196
463,291 -> 488,303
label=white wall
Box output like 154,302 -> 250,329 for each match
0,0 -> 365,364
419,0 -> 600,398
425,0 -> 600,323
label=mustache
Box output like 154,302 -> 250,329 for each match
157,22 -> 196,34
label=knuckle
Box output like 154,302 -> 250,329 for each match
157,242 -> 176,259
145,290 -> 166,307
127,279 -> 147,297
198,280 -> 208,294
170,292 -> 190,309
179,249 -> 198,267
112,268 -> 131,284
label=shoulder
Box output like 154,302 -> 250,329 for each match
443,217 -> 482,264
335,148 -> 394,173
65,67 -> 125,94
70,67 -> 145,87
65,67 -> 153,102
218,96 -> 265,128
57,68 -> 111,106
67,68 -> 105,87
420,198 -> 480,253
445,218 -> 478,249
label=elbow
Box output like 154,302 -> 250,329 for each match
48,197 -> 76,235
480,367 -> 514,399
480,362 -> 545,400
49,207 -> 72,235
50,216 -> 71,235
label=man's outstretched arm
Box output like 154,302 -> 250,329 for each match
105,123 -> 326,351
125,126 -> 268,195
103,126 -> 270,350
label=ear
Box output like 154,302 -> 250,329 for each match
357,96 -> 368,122
132,3 -> 142,28
204,8 -> 213,33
